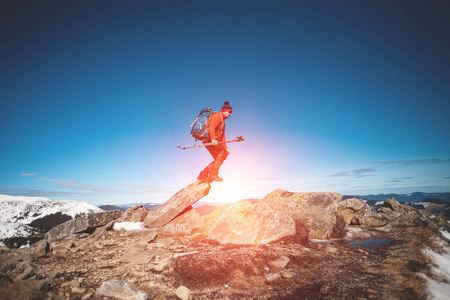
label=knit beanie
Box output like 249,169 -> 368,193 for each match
221,101 -> 233,112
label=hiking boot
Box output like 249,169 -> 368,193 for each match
209,175 -> 223,182
197,171 -> 210,182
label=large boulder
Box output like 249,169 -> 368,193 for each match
197,190 -> 343,244
144,181 -> 210,228
45,210 -> 122,242
258,190 -> 344,239
337,198 -> 371,225
198,201 -> 302,244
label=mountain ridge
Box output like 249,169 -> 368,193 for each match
346,192 -> 450,203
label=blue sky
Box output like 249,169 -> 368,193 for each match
1,0 -> 449,205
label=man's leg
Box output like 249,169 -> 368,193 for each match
197,146 -> 219,181
198,145 -> 228,181
208,146 -> 228,177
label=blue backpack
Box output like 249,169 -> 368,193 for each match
190,107 -> 213,141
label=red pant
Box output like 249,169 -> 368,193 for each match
200,144 -> 228,176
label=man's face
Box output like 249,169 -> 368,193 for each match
223,111 -> 232,119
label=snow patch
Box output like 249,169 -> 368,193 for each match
346,227 -> 364,237
309,238 -> 334,243
19,243 -> 30,249
423,230 -> 450,300
113,222 -> 153,232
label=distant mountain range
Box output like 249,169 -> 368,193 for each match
348,192 -> 450,203
99,202 -> 160,212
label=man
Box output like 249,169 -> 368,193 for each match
197,101 -> 233,182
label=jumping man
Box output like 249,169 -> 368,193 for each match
197,101 -> 233,182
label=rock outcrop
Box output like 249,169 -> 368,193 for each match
258,190 -> 344,239
117,205 -> 149,222
353,197 -> 450,231
44,210 -> 122,242
198,201 -> 301,244
337,197 -> 372,225
144,181 -> 210,228
197,190 -> 344,244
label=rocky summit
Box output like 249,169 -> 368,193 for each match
0,184 -> 449,300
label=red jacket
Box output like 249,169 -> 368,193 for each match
208,112 -> 227,147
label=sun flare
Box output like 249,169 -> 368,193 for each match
202,179 -> 255,204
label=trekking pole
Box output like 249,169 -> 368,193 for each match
177,136 -> 245,150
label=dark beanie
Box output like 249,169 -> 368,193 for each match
221,101 -> 233,112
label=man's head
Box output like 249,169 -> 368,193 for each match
221,101 -> 233,119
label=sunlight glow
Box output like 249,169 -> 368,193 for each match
202,179 -> 256,203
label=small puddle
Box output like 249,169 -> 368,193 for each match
351,239 -> 390,247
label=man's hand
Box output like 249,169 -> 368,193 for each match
211,139 -> 218,145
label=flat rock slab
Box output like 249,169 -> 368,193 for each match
143,181 -> 210,228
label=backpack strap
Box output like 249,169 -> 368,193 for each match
215,112 -> 224,139
189,116 -> 199,128
208,112 -> 223,126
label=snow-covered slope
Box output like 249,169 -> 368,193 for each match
0,194 -> 103,225
0,222 -> 37,239
0,194 -> 104,246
